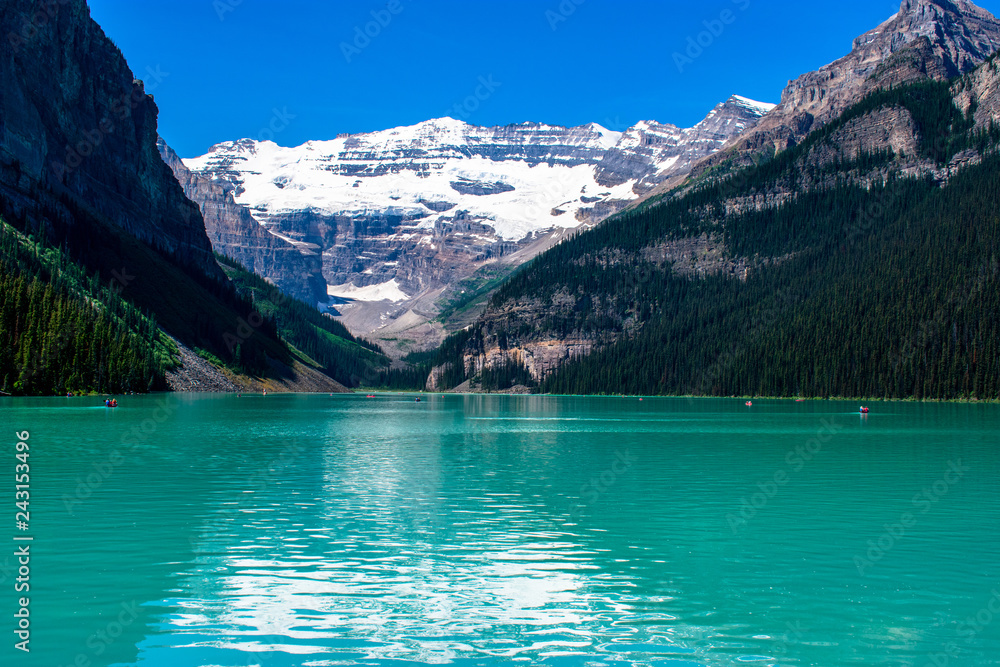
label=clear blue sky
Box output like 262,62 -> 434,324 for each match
88,0 -> 1000,157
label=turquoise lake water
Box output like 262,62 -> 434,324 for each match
1,393 -> 999,666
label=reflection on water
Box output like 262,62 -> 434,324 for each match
4,394 -> 999,666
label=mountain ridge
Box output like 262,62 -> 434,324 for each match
642,0 -> 1000,199
176,95 -> 774,351
157,138 -> 326,304
0,0 -> 383,394
413,0 -> 1000,397
0,0 -> 221,276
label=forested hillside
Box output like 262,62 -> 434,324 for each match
218,255 -> 389,387
0,196 -> 392,395
0,0 -> 371,395
0,181 -> 299,382
0,218 -> 175,395
542,157 -> 1000,398
417,71 -> 1000,399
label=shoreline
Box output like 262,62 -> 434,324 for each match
5,388 -> 999,404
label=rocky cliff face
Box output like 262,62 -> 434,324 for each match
426,290 -> 601,391
595,96 -> 775,192
954,52 -> 1000,125
683,0 -> 1000,180
0,0 -> 219,277
445,7 -> 1000,392
157,139 -> 325,303
182,100 -> 772,346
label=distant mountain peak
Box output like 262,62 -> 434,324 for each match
883,0 -> 1000,72
728,95 -> 777,115
899,0 -> 948,12
413,116 -> 471,130
677,0 -> 1000,183
179,96 -> 769,339
899,0 -> 987,15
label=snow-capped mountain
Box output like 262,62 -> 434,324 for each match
596,95 -> 776,191
185,117 -> 631,245
179,95 -> 773,346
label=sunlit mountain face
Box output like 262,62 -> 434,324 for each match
177,97 -> 773,342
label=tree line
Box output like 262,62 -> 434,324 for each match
0,220 -> 171,395
408,73 -> 1000,399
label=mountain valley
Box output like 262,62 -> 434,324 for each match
174,96 -> 775,353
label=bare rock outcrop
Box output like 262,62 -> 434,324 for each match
158,139 -> 326,304
954,53 -> 1000,125
677,0 -> 1000,184
804,106 -> 921,168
